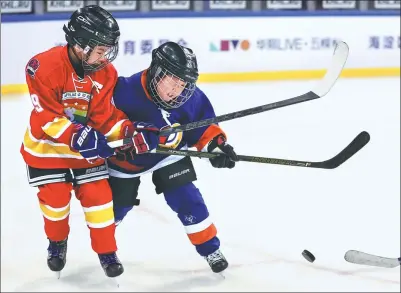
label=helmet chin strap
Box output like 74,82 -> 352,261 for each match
67,45 -> 85,78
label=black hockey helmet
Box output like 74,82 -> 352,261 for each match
147,41 -> 199,109
63,5 -> 120,73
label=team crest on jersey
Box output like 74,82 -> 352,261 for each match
26,58 -> 40,78
159,123 -> 183,149
62,92 -> 91,124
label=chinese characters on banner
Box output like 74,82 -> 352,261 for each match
54,39 -> 189,55
123,39 -> 189,55
369,36 -> 400,49
256,37 -> 339,51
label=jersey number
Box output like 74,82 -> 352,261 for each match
30,94 -> 44,112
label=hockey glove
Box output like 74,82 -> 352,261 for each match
71,125 -> 114,163
115,122 -> 160,161
207,134 -> 239,169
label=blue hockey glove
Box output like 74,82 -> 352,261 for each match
207,134 -> 239,169
71,125 -> 114,162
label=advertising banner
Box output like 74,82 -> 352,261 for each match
1,17 -> 400,87
46,1 -> 84,12
208,1 -> 248,10
374,0 -> 400,9
1,0 -> 32,13
151,1 -> 191,10
321,1 -> 357,9
265,1 -> 303,10
97,1 -> 137,11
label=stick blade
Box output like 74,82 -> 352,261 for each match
312,40 -> 349,97
320,131 -> 370,169
344,250 -> 400,268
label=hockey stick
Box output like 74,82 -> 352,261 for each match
148,131 -> 370,169
344,250 -> 401,268
108,41 -> 349,149
159,41 -> 349,136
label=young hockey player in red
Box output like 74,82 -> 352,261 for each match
20,5 -> 158,278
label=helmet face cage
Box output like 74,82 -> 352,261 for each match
149,66 -> 196,109
80,39 -> 119,73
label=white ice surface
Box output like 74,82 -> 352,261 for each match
1,78 -> 400,291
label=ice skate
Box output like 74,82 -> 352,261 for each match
204,249 -> 228,273
99,252 -> 124,287
99,252 -> 124,276
47,238 -> 68,278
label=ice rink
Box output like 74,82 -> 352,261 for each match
1,77 -> 400,292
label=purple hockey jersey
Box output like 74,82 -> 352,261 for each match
107,70 -> 225,178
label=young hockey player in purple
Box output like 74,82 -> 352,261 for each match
107,42 -> 238,273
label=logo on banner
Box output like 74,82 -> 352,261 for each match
210,40 -> 250,52
374,0 -> 400,9
151,0 -> 190,10
322,0 -> 356,9
209,0 -> 247,9
46,1 -> 84,12
1,0 -> 32,13
97,1 -> 137,11
266,0 -> 302,9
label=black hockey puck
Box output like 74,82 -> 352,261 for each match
302,250 -> 315,263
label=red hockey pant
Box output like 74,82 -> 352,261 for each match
37,179 -> 116,254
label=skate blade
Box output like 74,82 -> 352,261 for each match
112,276 -> 120,288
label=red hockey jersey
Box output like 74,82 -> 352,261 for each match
20,45 -> 129,169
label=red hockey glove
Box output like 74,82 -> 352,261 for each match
115,122 -> 160,161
